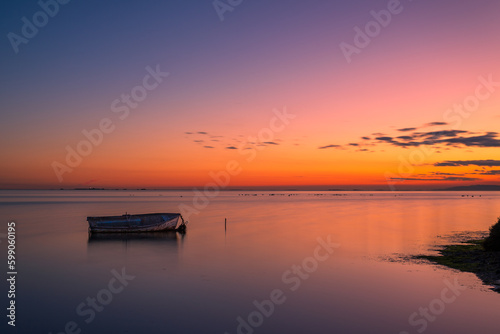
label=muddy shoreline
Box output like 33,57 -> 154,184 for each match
417,239 -> 500,292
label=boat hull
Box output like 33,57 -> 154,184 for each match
87,213 -> 183,233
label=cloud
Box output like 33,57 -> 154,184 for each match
419,130 -> 468,139
375,136 -> 394,141
395,122 -> 447,132
438,132 -> 500,147
477,170 -> 500,175
374,131 -> 500,148
434,160 -> 500,167
428,172 -> 466,176
318,144 -> 341,149
388,176 -> 482,181
185,131 -> 288,151
424,122 -> 448,127
321,127 -> 500,152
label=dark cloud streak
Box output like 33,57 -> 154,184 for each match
319,144 -> 341,149
424,122 -> 448,127
388,176 -> 482,181
434,160 -> 500,167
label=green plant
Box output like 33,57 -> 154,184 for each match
483,217 -> 500,251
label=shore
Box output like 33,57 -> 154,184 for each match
417,238 -> 500,292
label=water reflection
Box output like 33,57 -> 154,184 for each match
87,231 -> 186,259
88,230 -> 184,243
3,190 -> 500,334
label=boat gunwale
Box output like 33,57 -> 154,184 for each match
87,213 -> 184,233
87,212 -> 181,220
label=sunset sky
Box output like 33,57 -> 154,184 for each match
1,0 -> 499,190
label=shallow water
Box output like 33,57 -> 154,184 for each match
1,190 -> 499,334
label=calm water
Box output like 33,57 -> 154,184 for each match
1,190 -> 499,334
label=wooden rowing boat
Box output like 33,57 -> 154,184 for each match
87,213 -> 187,233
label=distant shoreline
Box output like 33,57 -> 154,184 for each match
437,185 -> 500,191
1,187 -> 500,192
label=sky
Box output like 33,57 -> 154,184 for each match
1,0 -> 499,190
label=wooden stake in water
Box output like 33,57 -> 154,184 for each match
225,218 -> 227,231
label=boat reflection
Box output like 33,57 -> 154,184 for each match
87,231 -> 186,260
88,231 -> 184,243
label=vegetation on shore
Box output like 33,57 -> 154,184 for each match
484,217 -> 500,251
417,217 -> 500,291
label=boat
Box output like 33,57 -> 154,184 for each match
87,213 -> 187,233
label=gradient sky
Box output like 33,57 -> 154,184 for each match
1,0 -> 499,189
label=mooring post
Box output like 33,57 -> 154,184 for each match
225,218 -> 227,231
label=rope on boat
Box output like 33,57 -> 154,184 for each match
180,215 -> 188,225
178,214 -> 188,232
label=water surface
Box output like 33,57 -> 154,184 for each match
1,190 -> 499,334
